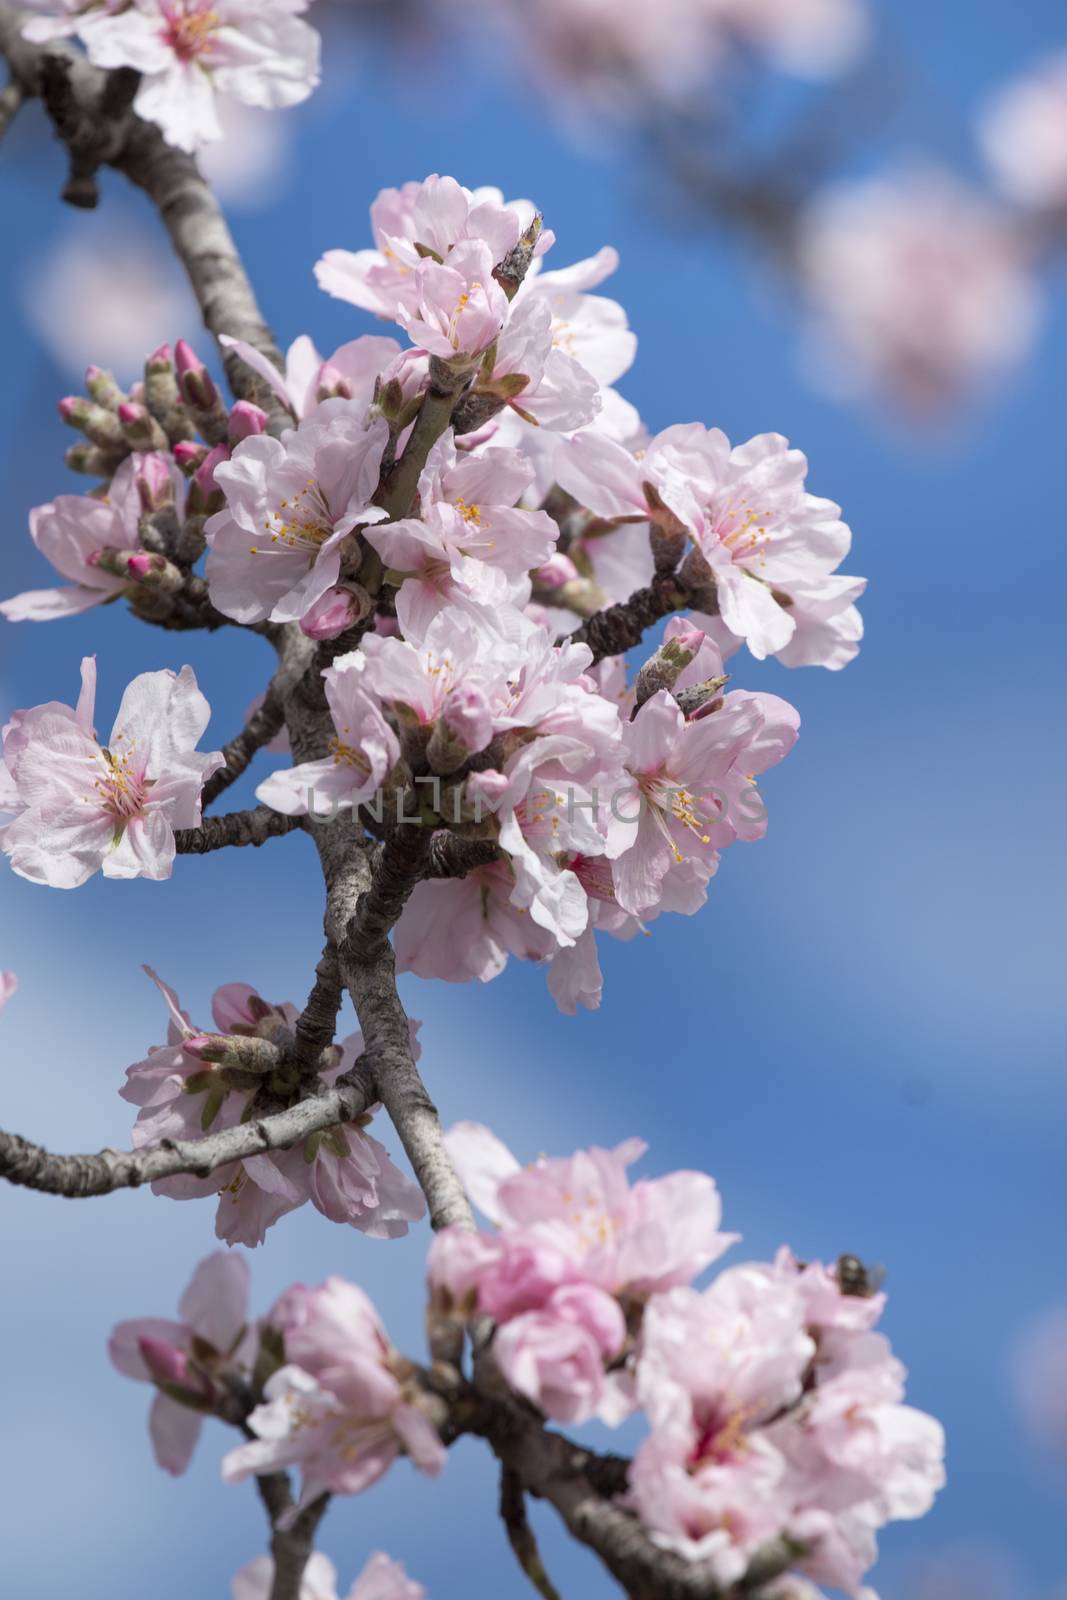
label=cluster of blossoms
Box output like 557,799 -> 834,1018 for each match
796,168 -> 1042,414
459,0 -> 869,123
121,968 -> 424,1247
17,0 -> 320,152
111,1134 -> 944,1595
1,175 -> 865,1010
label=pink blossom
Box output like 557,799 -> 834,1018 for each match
121,970 -> 424,1245
797,169 -> 1041,414
0,453 -> 178,623
444,1122 -> 735,1300
398,240 -> 510,365
219,332 -> 404,421
80,1 -> 321,153
205,403 -> 389,625
315,176 -> 543,321
256,650 -> 399,818
493,1284 -> 627,1423
518,246 -> 637,390
0,971 -> 16,1011
981,54 -> 1067,210
395,862 -> 560,986
108,1251 -> 252,1475
365,431 -> 558,636
223,1278 -> 445,1518
0,656 -> 222,887
299,584 -> 371,642
482,291 -> 601,431
607,684 -> 799,917
19,0 -> 125,42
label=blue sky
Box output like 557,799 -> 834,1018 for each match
1,2 -> 1066,1596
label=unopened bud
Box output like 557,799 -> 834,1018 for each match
134,452 -> 175,513
299,583 -> 371,641
65,442 -> 123,477
118,401 -> 169,453
315,363 -> 353,404
193,442 -> 229,500
173,440 -> 209,476
532,552 -> 579,591
555,576 -> 607,619
59,395 -> 127,452
137,1338 -> 214,1408
493,212 -> 545,299
227,400 -> 269,443
427,686 -> 494,775
674,675 -> 729,721
175,339 -> 228,442
126,551 -> 183,591
144,343 -> 193,443
634,625 -> 705,713
183,1031 -> 282,1074
85,365 -> 124,411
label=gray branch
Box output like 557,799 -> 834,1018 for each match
203,683 -> 287,807
0,1068 -> 374,1197
176,807 -> 305,854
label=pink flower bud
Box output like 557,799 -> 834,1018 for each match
442,685 -> 494,755
147,342 -> 173,369
135,452 -> 174,512
182,1033 -> 220,1061
137,1337 -> 194,1390
299,584 -> 370,641
58,396 -> 82,425
173,440 -> 209,474
315,363 -> 354,403
227,400 -> 269,443
533,552 -> 579,590
175,339 -> 219,411
665,617 -> 707,657
194,443 -> 230,498
117,401 -> 141,426
125,553 -> 155,580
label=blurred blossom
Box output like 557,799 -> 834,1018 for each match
980,54 -> 1067,212
708,0 -> 870,78
199,98 -> 297,210
909,1540 -> 1023,1600
455,0 -> 867,126
24,222 -> 197,383
796,168 -> 1042,415
1014,1306 -> 1067,1448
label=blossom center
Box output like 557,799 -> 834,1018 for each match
255,478 -> 336,556
95,743 -> 150,823
714,499 -> 770,568
162,1 -> 220,62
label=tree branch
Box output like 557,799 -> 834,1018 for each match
254,1473 -> 331,1600
0,1067 -> 375,1197
0,4 -> 292,428
568,573 -> 692,665
293,940 -> 344,1069
202,684 -> 287,807
176,807 -> 305,854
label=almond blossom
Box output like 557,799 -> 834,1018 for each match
223,1278 -> 446,1518
233,1551 -> 426,1600
0,656 -> 222,887
75,0 -> 321,153
429,1123 -> 734,1422
205,402 -> 389,626
980,53 -> 1067,211
108,1251 -> 254,1475
256,650 -> 399,819
558,425 -> 865,668
364,430 -> 559,636
120,969 -> 424,1247
315,176 -> 546,323
0,452 -> 176,623
797,169 -> 1041,414
219,332 -> 405,422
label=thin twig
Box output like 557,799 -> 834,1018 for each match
176,807 -> 305,854
203,684 -> 286,807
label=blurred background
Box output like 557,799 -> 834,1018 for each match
1,0 -> 1066,1595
